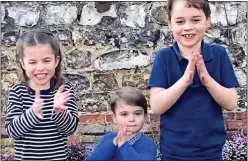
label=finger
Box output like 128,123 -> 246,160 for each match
188,71 -> 193,82
35,89 -> 40,99
122,125 -> 126,136
60,105 -> 68,110
57,85 -> 65,94
61,92 -> 72,98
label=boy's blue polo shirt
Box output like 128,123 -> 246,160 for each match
148,41 -> 239,160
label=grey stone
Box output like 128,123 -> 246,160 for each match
210,3 -> 237,26
64,74 -> 90,92
1,53 -> 9,71
7,6 -> 40,27
134,29 -> 160,47
122,74 -> 149,90
232,24 -> 247,46
44,5 -> 78,25
94,50 -> 151,71
150,5 -> 167,25
95,2 -> 111,13
77,124 -> 105,134
93,73 -> 118,91
237,2 -> 247,23
77,92 -> 110,112
79,3 -> 117,26
234,67 -> 246,87
1,5 -> 5,24
66,50 -> 91,69
120,5 -> 146,28
2,31 -> 19,46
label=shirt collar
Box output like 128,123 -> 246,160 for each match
172,40 -> 213,62
128,132 -> 143,145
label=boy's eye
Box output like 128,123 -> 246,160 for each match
121,113 -> 127,116
29,62 -> 36,64
193,19 -> 200,23
135,112 -> 142,115
44,60 -> 51,63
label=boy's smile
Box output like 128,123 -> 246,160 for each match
168,0 -> 210,53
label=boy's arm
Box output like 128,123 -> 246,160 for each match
119,140 -> 157,160
149,52 -> 194,114
205,79 -> 237,111
52,84 -> 79,136
5,88 -> 42,139
86,133 -> 117,160
198,49 -> 239,111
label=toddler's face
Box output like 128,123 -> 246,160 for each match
112,101 -> 147,134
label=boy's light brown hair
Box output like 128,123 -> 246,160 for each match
167,0 -> 211,20
108,87 -> 148,114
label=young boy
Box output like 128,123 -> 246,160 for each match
86,87 -> 157,160
148,0 -> 239,160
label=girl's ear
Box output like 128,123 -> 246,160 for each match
20,60 -> 25,70
55,56 -> 60,68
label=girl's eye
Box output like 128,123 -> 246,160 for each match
29,62 -> 36,64
176,21 -> 184,24
135,113 -> 142,115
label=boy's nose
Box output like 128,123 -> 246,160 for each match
128,115 -> 135,121
183,22 -> 193,31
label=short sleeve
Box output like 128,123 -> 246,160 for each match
148,50 -> 168,89
220,49 -> 240,88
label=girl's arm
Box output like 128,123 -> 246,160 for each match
52,83 -> 79,136
119,138 -> 157,160
5,87 -> 42,139
86,133 -> 117,160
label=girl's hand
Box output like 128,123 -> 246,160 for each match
32,90 -> 43,119
53,85 -> 72,114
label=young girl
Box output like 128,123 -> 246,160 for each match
4,29 -> 79,161
86,87 -> 157,160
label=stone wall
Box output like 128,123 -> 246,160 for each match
1,1 -> 247,157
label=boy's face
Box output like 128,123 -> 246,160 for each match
112,101 -> 147,134
168,0 -> 210,48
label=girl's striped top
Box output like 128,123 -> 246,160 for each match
4,81 -> 79,161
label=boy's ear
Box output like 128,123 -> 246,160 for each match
111,113 -> 117,123
167,19 -> 172,29
206,17 -> 211,29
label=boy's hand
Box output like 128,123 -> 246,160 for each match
32,90 -> 43,119
181,53 -> 196,86
53,85 -> 72,114
194,54 -> 212,86
116,125 -> 132,147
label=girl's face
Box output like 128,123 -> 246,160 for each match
20,44 -> 60,90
